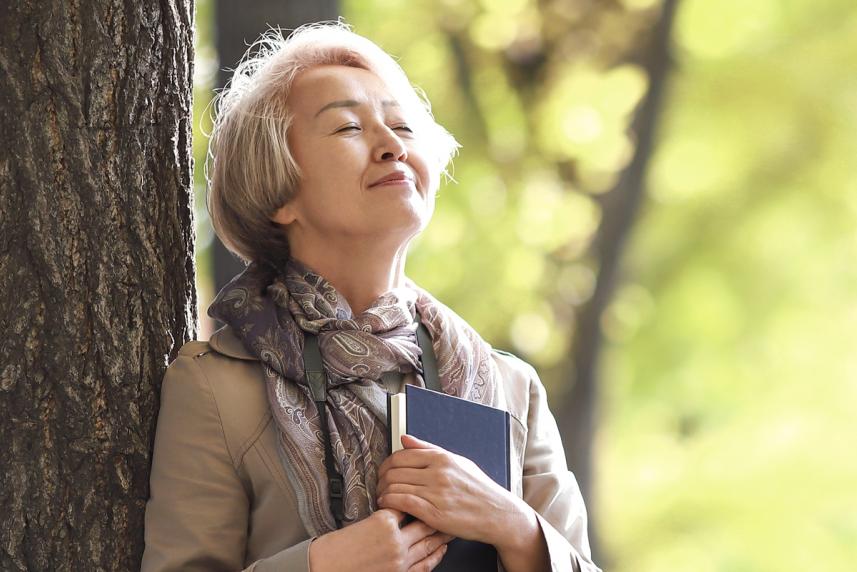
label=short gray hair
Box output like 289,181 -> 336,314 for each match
206,21 -> 460,268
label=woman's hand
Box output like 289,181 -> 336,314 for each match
308,507 -> 453,572
375,434 -> 532,550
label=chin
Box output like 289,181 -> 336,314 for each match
383,207 -> 430,240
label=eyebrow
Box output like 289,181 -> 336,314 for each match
314,99 -> 400,118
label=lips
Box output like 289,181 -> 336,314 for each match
369,171 -> 414,187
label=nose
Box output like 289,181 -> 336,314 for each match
373,125 -> 408,162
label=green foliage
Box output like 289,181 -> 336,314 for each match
345,0 -> 857,569
191,0 -> 217,330
602,1 -> 857,569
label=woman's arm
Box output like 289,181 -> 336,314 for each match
375,358 -> 601,572
141,349 -> 312,572
519,363 -> 602,572
376,434 -> 551,572
142,346 -> 451,572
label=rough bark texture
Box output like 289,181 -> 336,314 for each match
556,0 -> 679,560
0,0 -> 195,570
211,0 -> 339,294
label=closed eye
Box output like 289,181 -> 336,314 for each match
334,123 -> 413,134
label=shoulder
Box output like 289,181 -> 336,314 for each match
175,339 -> 211,358
163,328 -> 269,464
488,348 -> 541,426
171,326 -> 261,370
490,348 -> 538,387
168,330 -> 262,396
172,325 -> 260,361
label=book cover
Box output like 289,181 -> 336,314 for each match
387,384 -> 511,571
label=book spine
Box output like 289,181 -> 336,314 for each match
386,392 -> 393,454
504,411 -> 511,491
388,393 -> 407,454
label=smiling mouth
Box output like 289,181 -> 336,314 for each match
371,179 -> 415,188
369,169 -> 416,187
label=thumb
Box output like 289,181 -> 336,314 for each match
401,434 -> 438,449
376,506 -> 406,523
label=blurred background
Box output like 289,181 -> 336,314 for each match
191,0 -> 857,570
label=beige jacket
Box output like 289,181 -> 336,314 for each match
141,326 -> 600,572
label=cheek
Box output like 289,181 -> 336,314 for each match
423,175 -> 440,204
423,160 -> 442,198
408,145 -> 440,194
293,134 -> 361,182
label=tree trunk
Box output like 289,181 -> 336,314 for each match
556,0 -> 680,561
211,0 -> 339,293
0,1 -> 195,570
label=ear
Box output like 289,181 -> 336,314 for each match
271,202 -> 298,226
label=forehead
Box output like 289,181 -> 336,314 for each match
288,65 -> 402,116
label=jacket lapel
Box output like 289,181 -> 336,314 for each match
208,326 -> 260,361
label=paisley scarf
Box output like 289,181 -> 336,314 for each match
208,260 -> 498,536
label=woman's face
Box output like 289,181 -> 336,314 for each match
273,65 -> 439,249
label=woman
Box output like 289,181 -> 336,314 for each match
142,22 -> 600,572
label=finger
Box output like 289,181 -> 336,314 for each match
377,450 -> 417,480
377,467 -> 431,494
401,434 -> 441,450
381,448 -> 440,471
373,507 -> 406,528
408,540 -> 448,572
378,482 -> 426,502
408,531 -> 449,565
399,518 -> 437,545
379,493 -> 441,526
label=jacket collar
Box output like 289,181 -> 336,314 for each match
208,326 -> 259,361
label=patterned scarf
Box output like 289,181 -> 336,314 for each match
208,260 -> 498,536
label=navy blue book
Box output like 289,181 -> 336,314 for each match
387,384 -> 511,571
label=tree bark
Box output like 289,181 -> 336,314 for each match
0,0 -> 195,570
211,0 -> 339,293
556,0 -> 679,560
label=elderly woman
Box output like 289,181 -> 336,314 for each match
142,22 -> 600,572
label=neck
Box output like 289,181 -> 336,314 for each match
288,235 -> 410,315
